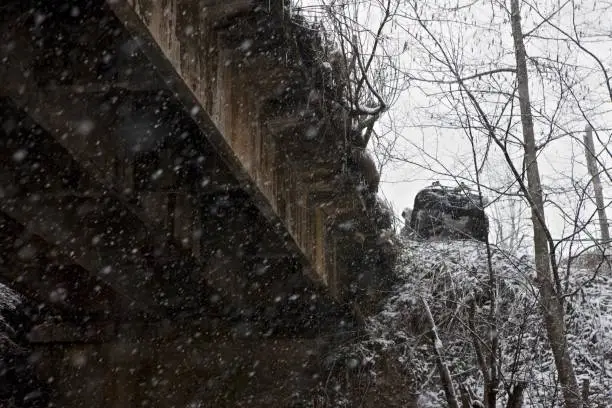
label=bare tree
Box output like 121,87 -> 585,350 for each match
303,0 -> 612,406
422,296 -> 461,408
509,1 -> 582,405
294,0 -> 404,150
583,124 -> 610,253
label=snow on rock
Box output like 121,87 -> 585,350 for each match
0,282 -> 20,311
409,186 -> 489,242
339,238 -> 611,407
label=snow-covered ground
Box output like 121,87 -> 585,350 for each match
352,238 -> 611,407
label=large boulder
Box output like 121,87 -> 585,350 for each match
409,184 -> 488,242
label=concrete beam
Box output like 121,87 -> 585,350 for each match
28,321 -> 117,344
0,23 -> 220,233
263,113 -> 315,134
26,317 -> 326,345
30,330 -> 321,408
105,1 -> 365,298
0,84 -> 236,315
0,263 -> 119,318
41,81 -> 164,95
106,0 -> 311,269
0,194 -> 134,318
0,79 -> 246,262
0,196 -> 164,314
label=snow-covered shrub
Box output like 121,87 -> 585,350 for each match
0,283 -> 49,408
325,238 -> 611,407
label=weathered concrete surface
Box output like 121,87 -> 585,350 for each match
30,324 -> 322,408
0,0 -> 389,406
106,0 -> 373,295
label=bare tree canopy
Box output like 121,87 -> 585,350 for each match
293,0 -> 612,406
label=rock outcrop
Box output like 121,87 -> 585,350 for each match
409,184 -> 488,242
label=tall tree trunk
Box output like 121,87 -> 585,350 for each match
506,382 -> 526,408
422,298 -> 460,408
509,1 -> 583,407
584,124 -> 611,254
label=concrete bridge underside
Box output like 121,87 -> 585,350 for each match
0,0 -> 383,406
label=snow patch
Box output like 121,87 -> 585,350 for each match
340,238 -> 611,407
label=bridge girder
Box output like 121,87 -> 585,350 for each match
0,1 -> 381,406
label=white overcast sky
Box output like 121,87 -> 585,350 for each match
295,0 -> 611,251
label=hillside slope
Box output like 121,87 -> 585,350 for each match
321,239 -> 611,407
